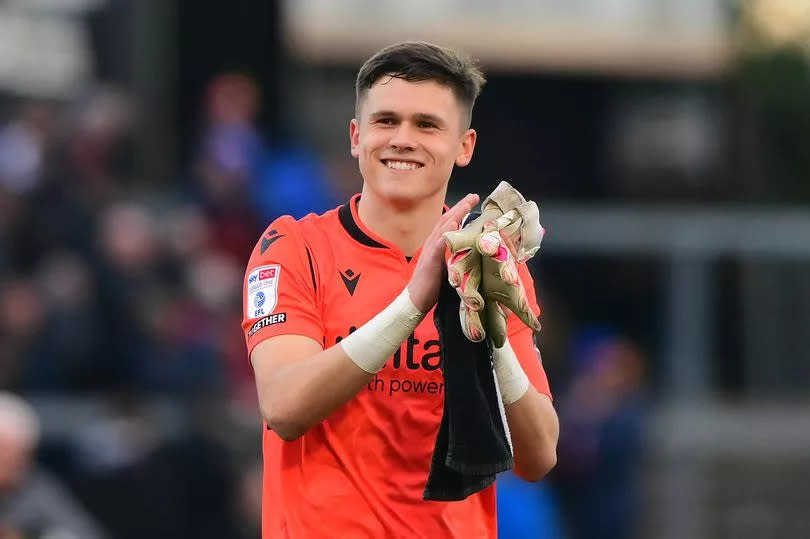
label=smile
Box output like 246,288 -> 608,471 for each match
382,160 -> 423,171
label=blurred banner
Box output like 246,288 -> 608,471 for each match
283,0 -> 730,77
0,0 -> 106,99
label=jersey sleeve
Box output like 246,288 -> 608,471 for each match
505,261 -> 552,399
242,215 -> 324,358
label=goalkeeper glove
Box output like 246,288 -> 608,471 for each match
443,181 -> 544,345
477,206 -> 543,347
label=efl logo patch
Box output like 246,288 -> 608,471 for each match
246,264 -> 280,319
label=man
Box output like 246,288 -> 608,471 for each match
0,392 -> 106,539
242,41 -> 559,538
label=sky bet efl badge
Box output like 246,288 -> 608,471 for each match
246,264 -> 280,319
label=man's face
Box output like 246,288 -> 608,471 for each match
0,435 -> 31,494
350,77 -> 476,206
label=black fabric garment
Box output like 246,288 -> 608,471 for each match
423,272 -> 514,501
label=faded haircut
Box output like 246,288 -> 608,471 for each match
355,41 -> 486,127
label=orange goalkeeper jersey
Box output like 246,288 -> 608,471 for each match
242,194 -> 552,539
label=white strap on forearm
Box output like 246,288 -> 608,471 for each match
340,288 -> 425,373
493,339 -> 530,404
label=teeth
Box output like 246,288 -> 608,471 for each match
384,160 -> 420,171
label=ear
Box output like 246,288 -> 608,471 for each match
455,128 -> 477,167
349,119 -> 360,158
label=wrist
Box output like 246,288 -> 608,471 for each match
492,339 -> 530,404
340,288 -> 425,373
406,282 -> 434,314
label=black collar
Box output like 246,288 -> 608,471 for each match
338,196 -> 388,249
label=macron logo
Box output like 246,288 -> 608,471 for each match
260,229 -> 284,254
339,268 -> 361,296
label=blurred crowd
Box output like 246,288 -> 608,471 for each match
0,73 -> 341,538
499,326 -> 649,539
0,71 -> 651,538
0,73 -> 341,399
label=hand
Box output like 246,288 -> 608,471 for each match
442,182 -> 544,343
442,181 -> 528,341
407,193 -> 480,313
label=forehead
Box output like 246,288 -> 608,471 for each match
360,77 -> 462,120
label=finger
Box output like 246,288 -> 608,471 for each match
477,230 -> 502,256
494,209 -> 519,230
498,258 -> 520,286
444,221 -> 481,252
460,303 -> 486,342
517,306 -> 542,333
446,248 -> 485,311
458,265 -> 484,311
443,219 -> 459,234
498,228 -> 519,258
432,220 -> 459,260
442,227 -> 472,253
503,287 -> 542,332
477,230 -> 517,269
478,210 -> 519,249
460,286 -> 485,312
444,206 -> 503,253
481,253 -> 541,332
446,247 -> 473,286
485,301 -> 508,348
429,218 -> 458,248
444,193 -> 479,224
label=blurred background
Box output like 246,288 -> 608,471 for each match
0,0 -> 809,537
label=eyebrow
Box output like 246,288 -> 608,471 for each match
368,110 -> 447,128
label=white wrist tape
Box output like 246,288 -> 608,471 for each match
493,339 -> 530,404
340,288 -> 425,374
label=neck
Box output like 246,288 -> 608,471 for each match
357,186 -> 447,256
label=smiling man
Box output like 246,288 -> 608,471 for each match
242,41 -> 559,538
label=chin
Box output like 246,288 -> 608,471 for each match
381,182 -> 438,207
370,176 -> 445,206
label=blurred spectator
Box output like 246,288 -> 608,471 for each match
71,395 -> 241,539
183,249 -> 248,398
97,201 -> 159,276
90,202 -> 160,390
192,72 -> 339,260
0,92 -> 129,273
191,73 -> 265,261
19,250 -> 101,390
0,278 -> 44,390
70,397 -> 159,478
0,392 -> 107,538
552,326 -> 648,539
159,204 -> 212,265
0,102 -> 57,196
200,72 -> 263,187
65,87 -> 136,200
137,248 -> 240,395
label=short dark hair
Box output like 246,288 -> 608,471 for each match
355,41 -> 486,126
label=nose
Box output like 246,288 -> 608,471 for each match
389,123 -> 417,151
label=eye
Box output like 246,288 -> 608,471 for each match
417,121 -> 436,129
375,118 -> 396,125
